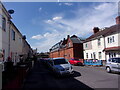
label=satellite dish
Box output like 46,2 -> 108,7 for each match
8,9 -> 14,14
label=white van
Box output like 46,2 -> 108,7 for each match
106,57 -> 120,73
48,57 -> 74,76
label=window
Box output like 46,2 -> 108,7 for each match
110,37 -> 112,43
68,42 -> 71,47
93,52 -> 96,59
12,30 -> 15,40
91,53 -> 92,58
109,52 -> 116,58
98,38 -> 101,46
86,53 -> 88,58
85,43 -> 88,48
107,36 -> 115,44
2,17 -> 6,31
98,52 -> 102,59
112,36 -> 114,42
108,37 -> 109,43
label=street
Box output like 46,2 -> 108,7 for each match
22,60 -> 120,89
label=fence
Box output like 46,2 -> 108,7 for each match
84,59 -> 103,66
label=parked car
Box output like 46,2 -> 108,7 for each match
48,57 -> 74,76
69,58 -> 83,66
106,57 -> 120,73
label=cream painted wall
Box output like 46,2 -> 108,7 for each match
10,24 -> 23,64
84,37 -> 106,60
2,7 -> 9,62
118,31 -> 120,46
105,33 -> 119,48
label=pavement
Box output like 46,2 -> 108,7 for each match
22,60 -> 120,89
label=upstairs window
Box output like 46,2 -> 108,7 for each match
68,42 -> 71,47
12,30 -> 15,40
85,43 -> 88,48
98,38 -> 101,46
107,36 -> 115,44
2,17 -> 6,31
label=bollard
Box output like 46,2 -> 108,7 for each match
0,62 -> 2,90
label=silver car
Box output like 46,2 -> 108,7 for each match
48,57 -> 74,76
106,57 -> 120,73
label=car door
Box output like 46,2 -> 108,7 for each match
69,59 -> 73,64
111,58 -> 119,72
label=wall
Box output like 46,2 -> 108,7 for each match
73,43 -> 83,59
10,24 -> 23,64
0,4 -> 2,52
84,37 -> 106,60
105,33 -> 119,48
2,7 -> 9,62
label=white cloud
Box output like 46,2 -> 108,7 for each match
52,16 -> 62,21
32,2 -> 118,52
38,7 -> 42,12
31,35 -> 43,40
58,3 -> 73,6
64,3 -> 73,6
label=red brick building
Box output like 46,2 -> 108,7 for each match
49,35 -> 84,60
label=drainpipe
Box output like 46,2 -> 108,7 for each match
103,36 -> 107,65
8,20 -> 11,61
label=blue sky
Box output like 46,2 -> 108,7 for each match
3,2 -> 118,52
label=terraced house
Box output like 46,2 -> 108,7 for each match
0,2 -> 33,70
49,35 -> 84,60
83,16 -> 120,64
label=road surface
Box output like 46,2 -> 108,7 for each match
22,60 -> 119,89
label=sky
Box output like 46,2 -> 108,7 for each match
3,2 -> 118,52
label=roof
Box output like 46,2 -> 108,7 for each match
103,46 -> 120,51
84,24 -> 120,42
70,35 -> 83,44
70,37 -> 82,43
0,2 -> 12,19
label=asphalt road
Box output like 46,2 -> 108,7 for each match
22,60 -> 120,89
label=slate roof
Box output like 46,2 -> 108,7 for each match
84,24 -> 120,42
70,37 -> 83,43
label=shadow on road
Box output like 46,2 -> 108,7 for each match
22,60 -> 94,89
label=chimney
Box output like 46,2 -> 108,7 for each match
63,38 -> 65,41
93,27 -> 99,34
67,35 -> 70,39
116,16 -> 120,24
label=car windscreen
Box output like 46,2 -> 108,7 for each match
53,59 -> 68,65
112,58 -> 120,63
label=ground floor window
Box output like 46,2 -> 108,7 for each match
98,52 -> 102,59
109,52 -> 116,58
86,53 -> 88,59
93,52 -> 96,59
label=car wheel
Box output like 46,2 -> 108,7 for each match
106,67 -> 111,73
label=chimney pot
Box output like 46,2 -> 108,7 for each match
67,35 -> 70,38
93,27 -> 99,34
116,16 -> 120,24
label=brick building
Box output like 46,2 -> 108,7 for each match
49,35 -> 84,60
